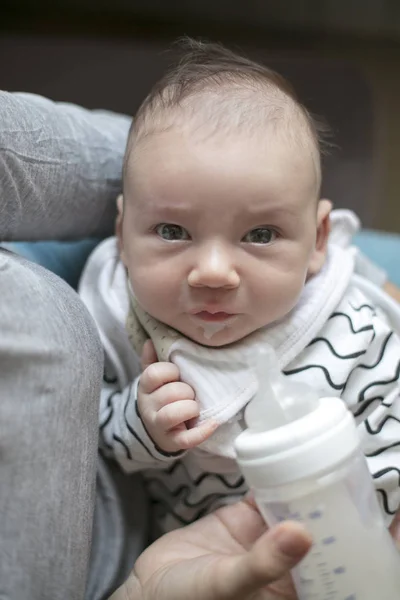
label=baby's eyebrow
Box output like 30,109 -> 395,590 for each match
244,204 -> 301,218
135,200 -> 196,218
135,193 -> 192,208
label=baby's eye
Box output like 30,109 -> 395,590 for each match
156,223 -> 190,241
242,227 -> 277,244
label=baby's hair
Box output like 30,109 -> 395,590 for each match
125,38 -> 330,188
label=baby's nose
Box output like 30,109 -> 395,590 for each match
187,243 -> 240,289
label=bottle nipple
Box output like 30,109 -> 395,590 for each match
244,346 -> 319,432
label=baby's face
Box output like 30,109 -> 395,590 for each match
119,129 -> 330,347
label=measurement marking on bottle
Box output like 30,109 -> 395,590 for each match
322,536 -> 336,545
309,509 -> 323,519
333,566 -> 346,575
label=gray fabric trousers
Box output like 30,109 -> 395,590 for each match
0,250 -> 148,600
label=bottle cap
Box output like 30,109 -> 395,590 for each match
236,396 -> 358,487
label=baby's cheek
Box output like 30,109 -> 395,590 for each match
131,267 -> 179,312
129,269 -> 157,302
259,269 -> 306,318
281,271 -> 307,308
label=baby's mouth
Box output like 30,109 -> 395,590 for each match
192,311 -> 236,322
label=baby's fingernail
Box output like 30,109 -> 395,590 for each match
244,491 -> 257,506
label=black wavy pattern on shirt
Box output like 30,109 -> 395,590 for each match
357,359 -> 400,403
164,459 -> 245,489
373,466 -> 400,486
353,332 -> 393,372
103,371 -> 118,385
284,309 -> 380,389
112,433 -> 132,460
284,364 -> 346,390
352,396 -> 385,418
99,390 -> 118,430
349,302 -> 375,313
365,440 -> 400,458
342,331 -> 392,396
328,311 -> 374,334
145,476 -> 245,509
121,383 -> 161,460
376,488 -> 398,515
150,494 -> 243,526
134,399 -> 183,459
307,337 -> 367,359
374,468 -> 400,515
364,414 -> 400,435
145,462 -> 246,525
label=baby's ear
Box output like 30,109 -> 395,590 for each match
307,199 -> 332,277
115,194 -> 126,262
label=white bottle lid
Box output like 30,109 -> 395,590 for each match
235,397 -> 359,488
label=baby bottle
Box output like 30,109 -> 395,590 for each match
235,347 -> 400,600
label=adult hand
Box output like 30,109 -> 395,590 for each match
110,498 -> 312,600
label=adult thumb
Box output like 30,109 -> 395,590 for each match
219,522 -> 312,600
141,339 -> 158,370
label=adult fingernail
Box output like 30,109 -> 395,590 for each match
272,524 -> 311,559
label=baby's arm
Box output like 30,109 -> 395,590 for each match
342,313 -> 400,523
99,341 -> 217,472
99,372 -> 183,472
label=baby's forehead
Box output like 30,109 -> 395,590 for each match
125,122 -> 319,215
127,84 -> 320,188
135,84 -> 315,148
126,99 -> 320,198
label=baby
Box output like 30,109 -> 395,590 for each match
80,38 -> 400,534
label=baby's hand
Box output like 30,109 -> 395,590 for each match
137,340 -> 217,454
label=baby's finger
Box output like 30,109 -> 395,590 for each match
172,419 -> 219,450
140,362 -> 180,394
141,339 -> 158,371
150,381 -> 195,410
156,400 -> 200,431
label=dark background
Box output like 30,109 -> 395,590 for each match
3,1 -> 400,230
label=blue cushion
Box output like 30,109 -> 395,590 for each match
354,230 -> 400,287
2,239 -> 101,290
